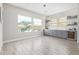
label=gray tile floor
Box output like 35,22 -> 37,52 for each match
0,36 -> 79,55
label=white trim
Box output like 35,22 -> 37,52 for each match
3,35 -> 41,44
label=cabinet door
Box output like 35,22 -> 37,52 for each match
48,30 -> 53,36
56,30 -> 67,39
68,31 -> 75,39
44,30 -> 49,35
61,31 -> 67,38
56,30 -> 60,37
52,30 -> 56,36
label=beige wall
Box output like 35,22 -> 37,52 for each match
3,4 -> 45,41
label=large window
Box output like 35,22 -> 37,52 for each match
18,15 -> 42,32
32,18 -> 42,32
18,15 -> 32,32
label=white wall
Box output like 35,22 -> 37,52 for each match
3,4 -> 45,41
77,5 -> 79,43
0,3 -> 2,51
0,22 -> 2,51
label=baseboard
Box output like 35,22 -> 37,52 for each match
3,35 -> 41,44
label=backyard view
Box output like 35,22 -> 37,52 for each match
18,15 -> 42,32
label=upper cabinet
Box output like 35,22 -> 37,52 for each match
45,17 -> 67,30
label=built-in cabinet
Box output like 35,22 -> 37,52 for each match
67,31 -> 77,40
44,29 -> 77,40
44,29 -> 67,39
44,15 -> 78,40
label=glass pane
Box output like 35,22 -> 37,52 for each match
33,18 -> 42,25
18,15 -> 32,32
32,18 -> 42,32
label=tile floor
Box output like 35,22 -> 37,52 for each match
0,36 -> 79,55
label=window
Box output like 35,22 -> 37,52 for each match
33,18 -> 42,25
32,18 -> 42,32
18,15 -> 43,32
18,15 -> 32,32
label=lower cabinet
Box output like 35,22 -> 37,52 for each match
60,31 -> 67,39
52,30 -> 56,36
67,31 -> 77,40
44,29 -> 67,39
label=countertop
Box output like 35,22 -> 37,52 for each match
44,29 -> 77,32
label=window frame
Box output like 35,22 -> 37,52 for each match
18,15 -> 43,32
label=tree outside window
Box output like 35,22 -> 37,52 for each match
18,15 -> 43,32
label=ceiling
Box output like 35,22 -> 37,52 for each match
10,3 -> 78,16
